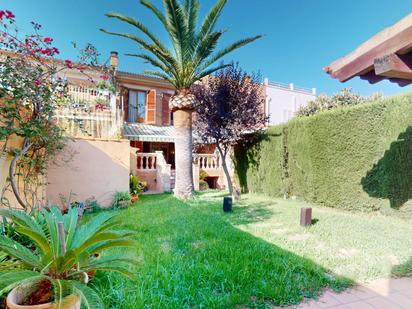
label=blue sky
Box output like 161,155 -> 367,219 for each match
2,0 -> 412,95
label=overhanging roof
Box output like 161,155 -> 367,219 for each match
324,13 -> 412,86
124,124 -> 175,142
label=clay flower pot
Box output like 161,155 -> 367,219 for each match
131,195 -> 139,204
7,283 -> 80,309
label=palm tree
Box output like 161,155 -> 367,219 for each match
101,0 -> 262,198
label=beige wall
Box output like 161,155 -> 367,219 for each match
47,138 -> 130,208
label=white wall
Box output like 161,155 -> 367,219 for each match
264,79 -> 316,126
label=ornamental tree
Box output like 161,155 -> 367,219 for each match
193,63 -> 267,195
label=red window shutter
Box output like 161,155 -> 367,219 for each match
146,90 -> 156,124
162,93 -> 171,125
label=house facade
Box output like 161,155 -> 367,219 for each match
46,52 -> 228,206
264,78 -> 317,125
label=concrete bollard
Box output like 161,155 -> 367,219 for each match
300,207 -> 312,227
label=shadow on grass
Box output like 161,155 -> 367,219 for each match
193,191 -> 277,225
392,256 -> 412,277
92,194 -> 352,308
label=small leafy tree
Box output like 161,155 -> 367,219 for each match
296,88 -> 383,117
193,64 -> 267,195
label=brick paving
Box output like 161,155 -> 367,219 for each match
294,277 -> 412,309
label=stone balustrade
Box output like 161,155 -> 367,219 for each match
136,153 -> 157,170
193,153 -> 221,170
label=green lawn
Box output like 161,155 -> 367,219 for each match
91,192 -> 412,308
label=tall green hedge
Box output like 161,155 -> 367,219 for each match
236,93 -> 412,215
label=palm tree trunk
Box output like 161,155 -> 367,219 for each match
173,109 -> 194,198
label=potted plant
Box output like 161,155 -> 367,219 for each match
0,206 -> 136,308
129,174 -> 140,203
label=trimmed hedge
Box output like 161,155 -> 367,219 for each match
236,93 -> 412,215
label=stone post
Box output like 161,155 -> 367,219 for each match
193,162 -> 200,191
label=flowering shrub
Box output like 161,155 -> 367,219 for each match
296,88 -> 383,117
0,10 -> 78,210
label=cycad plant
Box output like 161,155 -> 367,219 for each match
102,0 -> 262,198
0,207 -> 136,308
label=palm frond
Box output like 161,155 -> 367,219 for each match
163,0 -> 189,62
144,70 -> 176,85
74,231 -> 134,254
0,236 -> 40,268
41,209 -> 60,256
196,63 -> 232,80
0,271 -> 44,294
15,227 -> 50,255
63,207 -> 78,250
126,53 -> 173,77
76,263 -> 135,278
72,281 -> 104,309
100,29 -> 178,70
88,239 -> 137,255
200,35 -> 263,71
140,0 -> 167,27
0,209 -> 45,237
105,13 -> 168,52
71,212 -> 115,249
199,0 -> 227,38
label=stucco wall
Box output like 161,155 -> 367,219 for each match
265,81 -> 316,126
46,138 -> 130,208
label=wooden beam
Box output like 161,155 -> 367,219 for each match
374,53 -> 412,79
324,13 -> 412,82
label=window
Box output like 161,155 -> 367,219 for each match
128,90 -> 147,123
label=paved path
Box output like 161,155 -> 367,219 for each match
295,277 -> 412,309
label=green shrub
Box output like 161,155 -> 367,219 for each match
199,180 -> 209,191
234,126 -> 286,197
130,174 -> 140,196
112,191 -> 131,208
235,92 -> 412,216
296,88 -> 382,117
199,169 -> 208,181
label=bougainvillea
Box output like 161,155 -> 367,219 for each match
0,11 -> 76,210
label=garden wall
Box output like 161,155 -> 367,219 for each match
237,93 -> 412,215
46,138 -> 130,208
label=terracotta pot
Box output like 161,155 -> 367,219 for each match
131,195 -> 139,203
7,283 -> 80,309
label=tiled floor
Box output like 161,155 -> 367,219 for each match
295,277 -> 412,309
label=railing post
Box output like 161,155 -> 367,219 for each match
156,151 -> 171,192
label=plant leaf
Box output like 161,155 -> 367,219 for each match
72,281 -> 104,309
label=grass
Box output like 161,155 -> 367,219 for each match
90,192 -> 412,308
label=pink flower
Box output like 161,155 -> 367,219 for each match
64,60 -> 73,68
5,10 -> 15,19
0,11 -> 5,20
34,80 -> 41,87
43,37 -> 53,44
100,75 -> 109,80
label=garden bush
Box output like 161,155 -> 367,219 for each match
236,92 -> 412,216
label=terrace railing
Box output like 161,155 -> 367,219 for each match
136,153 -> 157,170
54,108 -> 123,139
193,153 -> 222,170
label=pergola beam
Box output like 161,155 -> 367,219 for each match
374,53 -> 412,79
325,13 -> 412,84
